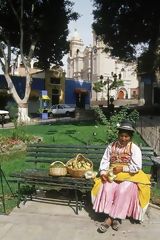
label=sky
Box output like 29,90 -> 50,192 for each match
62,0 -> 94,70
68,0 -> 94,46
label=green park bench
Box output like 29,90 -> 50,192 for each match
9,143 -> 159,214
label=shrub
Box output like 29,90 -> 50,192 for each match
5,101 -> 18,128
94,106 -> 139,144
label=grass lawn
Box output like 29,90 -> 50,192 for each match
0,121 -> 156,214
0,121 -> 145,145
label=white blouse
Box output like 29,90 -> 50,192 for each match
99,142 -> 142,175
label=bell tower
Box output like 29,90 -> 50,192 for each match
67,29 -> 84,79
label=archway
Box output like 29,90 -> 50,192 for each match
117,90 -> 125,99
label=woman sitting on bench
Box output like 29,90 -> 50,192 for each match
91,120 -> 151,233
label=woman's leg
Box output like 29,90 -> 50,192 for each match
97,216 -> 113,233
112,218 -> 121,231
109,181 -> 139,219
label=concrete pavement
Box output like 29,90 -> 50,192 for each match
0,198 -> 160,240
0,114 -> 92,130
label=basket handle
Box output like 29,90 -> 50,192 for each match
75,153 -> 85,161
50,161 -> 66,167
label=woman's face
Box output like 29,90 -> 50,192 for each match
118,132 -> 132,146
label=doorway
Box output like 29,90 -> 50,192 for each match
52,89 -> 59,105
117,90 -> 125,99
75,93 -> 86,109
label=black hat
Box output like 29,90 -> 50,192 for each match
117,120 -> 135,132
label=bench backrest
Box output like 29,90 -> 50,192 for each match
26,144 -> 155,170
141,146 -> 155,166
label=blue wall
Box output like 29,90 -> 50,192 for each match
0,75 -> 91,106
0,75 -> 45,98
65,79 -> 91,105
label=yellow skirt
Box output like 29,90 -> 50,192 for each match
92,170 -> 151,208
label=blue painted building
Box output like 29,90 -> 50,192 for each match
0,74 -> 45,109
0,74 -> 45,97
65,78 -> 91,109
0,74 -> 91,111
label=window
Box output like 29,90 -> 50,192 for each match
52,89 -> 59,95
50,77 -> 60,84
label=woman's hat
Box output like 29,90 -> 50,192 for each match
117,120 -> 135,132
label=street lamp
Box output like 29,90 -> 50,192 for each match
100,75 -> 104,99
100,73 -> 121,108
100,75 -> 113,108
106,77 -> 110,108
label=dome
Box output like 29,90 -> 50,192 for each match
70,29 -> 81,41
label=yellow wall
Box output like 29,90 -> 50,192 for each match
45,67 -> 65,104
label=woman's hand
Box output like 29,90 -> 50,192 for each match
113,166 -> 123,174
100,174 -> 108,183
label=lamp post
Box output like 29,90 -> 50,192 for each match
100,73 -> 119,108
100,75 -> 113,108
106,77 -> 110,108
100,75 -> 104,99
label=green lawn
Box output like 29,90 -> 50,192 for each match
0,121 -> 145,145
0,121 -> 150,214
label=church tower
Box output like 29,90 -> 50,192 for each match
67,29 -> 84,79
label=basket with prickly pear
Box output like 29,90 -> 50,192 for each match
66,153 -> 93,178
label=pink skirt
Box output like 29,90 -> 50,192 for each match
92,181 -> 141,220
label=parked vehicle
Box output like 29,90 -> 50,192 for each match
49,104 -> 75,117
0,110 -> 10,124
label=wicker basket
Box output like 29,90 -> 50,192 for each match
66,153 -> 93,178
49,161 -> 67,176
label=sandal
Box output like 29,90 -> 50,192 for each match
97,223 -> 110,233
112,219 -> 120,231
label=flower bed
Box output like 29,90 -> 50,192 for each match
0,136 -> 43,154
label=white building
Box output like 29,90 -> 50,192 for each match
67,29 -> 139,102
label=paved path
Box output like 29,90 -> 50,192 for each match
0,199 -> 160,240
0,116 -> 87,129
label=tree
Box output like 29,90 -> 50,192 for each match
100,74 -> 124,107
93,81 -> 104,101
0,0 -> 78,122
93,74 -> 123,105
92,0 -> 160,74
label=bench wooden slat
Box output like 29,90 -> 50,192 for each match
142,161 -> 154,166
141,151 -> 155,156
27,150 -> 104,156
27,144 -> 106,149
26,152 -> 103,159
10,169 -> 93,184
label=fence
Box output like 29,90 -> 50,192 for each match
136,116 -> 160,155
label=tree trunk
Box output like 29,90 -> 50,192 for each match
4,73 -> 31,123
18,102 -> 30,123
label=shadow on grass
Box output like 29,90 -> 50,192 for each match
48,121 -> 97,127
64,130 -> 77,135
47,128 -> 87,144
46,122 -> 105,145
47,130 -> 58,135
62,129 -> 87,144
64,134 -> 106,145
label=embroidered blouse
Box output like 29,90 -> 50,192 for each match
99,141 -> 142,175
